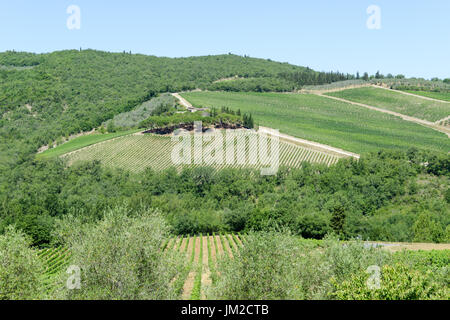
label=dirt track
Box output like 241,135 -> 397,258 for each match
372,242 -> 450,252
259,126 -> 360,159
373,85 -> 450,104
319,93 -> 450,138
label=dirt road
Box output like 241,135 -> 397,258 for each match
373,85 -> 450,104
258,126 -> 360,159
318,94 -> 450,138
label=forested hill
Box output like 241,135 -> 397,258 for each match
0,50 -> 448,248
0,50 -> 352,170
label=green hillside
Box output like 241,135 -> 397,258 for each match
326,87 -> 450,122
181,91 -> 450,154
0,50 -> 350,172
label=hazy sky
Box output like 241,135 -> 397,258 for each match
1,0 -> 449,78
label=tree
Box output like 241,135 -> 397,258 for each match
209,231 -> 303,299
330,205 -> 346,235
413,212 -> 444,243
375,71 -> 383,79
243,113 -> 254,129
356,72 -> 360,79
54,206 -> 182,299
0,226 -> 45,300
362,72 -> 369,81
107,120 -> 116,133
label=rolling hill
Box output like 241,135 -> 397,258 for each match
181,91 -> 450,154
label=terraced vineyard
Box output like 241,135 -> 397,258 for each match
37,247 -> 71,290
181,91 -> 450,154
62,131 -> 343,173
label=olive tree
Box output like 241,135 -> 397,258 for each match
208,231 -> 304,299
54,206 -> 182,300
0,226 -> 45,300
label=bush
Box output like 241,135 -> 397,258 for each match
413,212 -> 445,243
208,231 -> 303,299
0,226 -> 45,300
208,233 -> 394,300
53,206 -> 182,300
322,236 -> 392,283
331,263 -> 447,300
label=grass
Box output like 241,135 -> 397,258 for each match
36,129 -> 141,159
402,90 -> 450,103
181,91 -> 450,154
173,236 -> 195,298
207,234 -> 217,284
326,86 -> 450,122
190,235 -> 202,300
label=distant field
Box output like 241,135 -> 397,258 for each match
62,132 -> 343,172
37,129 -> 141,159
402,90 -> 450,102
181,91 -> 450,154
326,87 -> 450,122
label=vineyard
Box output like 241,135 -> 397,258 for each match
326,86 -> 450,122
34,233 -> 245,300
37,247 -> 71,291
61,131 -> 343,172
181,91 -> 450,154
403,90 -> 450,102
164,235 -> 450,300
165,233 -> 244,300
36,236 -> 449,300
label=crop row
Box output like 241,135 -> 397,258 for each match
165,233 -> 245,300
63,132 -> 342,173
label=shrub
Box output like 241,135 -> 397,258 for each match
330,263 -> 447,300
0,226 -> 45,300
323,236 -> 392,283
208,231 -> 303,299
53,206 -> 183,300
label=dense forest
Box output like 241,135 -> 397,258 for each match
0,50 -> 449,249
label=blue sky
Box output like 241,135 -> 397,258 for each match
0,0 -> 449,78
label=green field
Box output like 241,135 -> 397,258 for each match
326,87 -> 450,122
403,90 -> 450,102
63,132 -> 342,173
181,91 -> 450,154
37,129 -> 141,159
